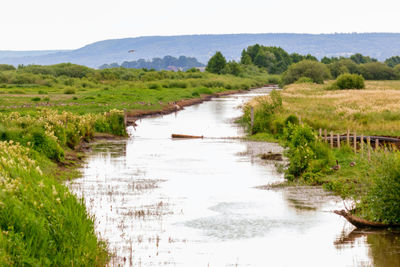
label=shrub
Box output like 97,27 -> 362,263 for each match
281,60 -> 331,85
147,83 -> 161,90
63,88 -> 76,94
335,73 -> 365,89
360,152 -> 400,224
31,97 -> 41,102
358,62 -> 399,80
29,129 -> 64,161
295,77 -> 314,84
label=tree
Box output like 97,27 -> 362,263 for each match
385,56 -> 400,68
222,61 -> 243,76
358,62 -> 399,80
206,51 -> 227,74
281,60 -> 331,85
240,50 -> 252,65
350,53 -> 377,64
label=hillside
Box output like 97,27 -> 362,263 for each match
1,33 -> 400,68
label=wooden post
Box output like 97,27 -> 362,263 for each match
123,108 -> 127,127
367,136 -> 371,162
347,129 -> 350,146
319,128 -> 322,139
361,134 -> 364,157
353,131 -> 357,153
375,138 -> 379,150
250,107 -> 254,134
324,129 -> 327,143
337,134 -> 340,149
330,131 -> 334,148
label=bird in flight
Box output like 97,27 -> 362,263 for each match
128,50 -> 135,53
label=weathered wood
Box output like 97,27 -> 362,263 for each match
319,128 -> 322,139
334,209 -> 400,228
375,138 -> 379,150
324,129 -> 327,143
337,134 -> 340,148
171,134 -> 203,139
250,107 -> 254,134
353,131 -> 357,153
361,134 -> 364,157
367,137 -> 371,162
123,108 -> 127,127
330,131 -> 334,148
347,129 -> 350,146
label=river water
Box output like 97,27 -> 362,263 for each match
69,87 -> 400,267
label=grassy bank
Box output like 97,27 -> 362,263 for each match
0,109 -> 128,265
243,81 -> 400,224
0,64 -> 274,114
265,81 -> 400,136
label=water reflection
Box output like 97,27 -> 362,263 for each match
68,87 -> 400,266
335,229 -> 400,267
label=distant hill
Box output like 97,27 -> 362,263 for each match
0,50 -> 70,59
100,55 -> 205,71
1,33 -> 400,68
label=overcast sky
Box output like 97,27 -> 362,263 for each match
2,0 -> 399,50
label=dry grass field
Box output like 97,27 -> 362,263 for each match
250,81 -> 400,137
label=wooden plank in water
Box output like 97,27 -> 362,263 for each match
171,134 -> 204,139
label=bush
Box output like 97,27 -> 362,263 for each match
147,83 -> 162,90
29,129 -> 64,161
63,88 -> 76,94
335,73 -> 365,89
31,97 -> 41,102
295,77 -> 314,84
360,153 -> 400,224
281,60 -> 331,85
358,62 -> 399,80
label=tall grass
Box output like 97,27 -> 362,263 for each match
0,141 -> 108,265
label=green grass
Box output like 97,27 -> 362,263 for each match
0,141 -> 108,265
0,66 -> 271,114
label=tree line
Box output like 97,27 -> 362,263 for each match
99,55 -> 204,71
206,44 -> 400,84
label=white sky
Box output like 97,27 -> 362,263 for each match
1,0 -> 399,50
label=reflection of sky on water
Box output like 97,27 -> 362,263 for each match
68,87 -> 397,266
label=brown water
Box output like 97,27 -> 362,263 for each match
68,87 -> 400,267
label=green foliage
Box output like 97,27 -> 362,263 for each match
222,61 -> 243,76
0,141 -> 108,265
63,88 -> 76,94
385,56 -> 400,68
0,64 -> 16,71
350,53 -> 377,64
335,73 -> 365,89
281,60 -> 331,85
31,97 -> 41,102
242,45 -> 291,74
359,152 -> 400,224
358,62 -> 399,80
206,52 -> 227,74
30,129 -> 65,161
290,53 -> 317,63
295,77 -> 314,84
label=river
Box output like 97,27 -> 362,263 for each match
68,87 -> 400,267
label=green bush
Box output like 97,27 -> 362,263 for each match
29,129 -> 64,161
358,62 -> 399,80
335,73 -> 365,89
63,88 -> 76,94
31,97 -> 41,102
295,77 -> 314,84
281,60 -> 331,85
360,152 -> 400,224
147,83 -> 162,90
